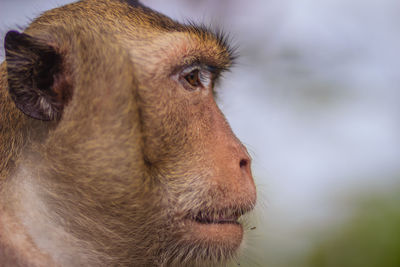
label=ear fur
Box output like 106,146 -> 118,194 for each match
5,30 -> 66,121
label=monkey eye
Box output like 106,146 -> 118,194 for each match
179,66 -> 212,91
184,69 -> 201,87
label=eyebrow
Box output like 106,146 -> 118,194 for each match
180,22 -> 238,67
153,19 -> 237,73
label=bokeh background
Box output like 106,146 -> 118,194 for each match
1,0 -> 399,266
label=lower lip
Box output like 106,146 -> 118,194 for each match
182,219 -> 244,250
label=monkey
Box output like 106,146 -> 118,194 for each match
0,0 -> 257,266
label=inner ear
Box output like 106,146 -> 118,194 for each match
5,30 -> 70,121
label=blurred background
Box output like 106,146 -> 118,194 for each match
1,0 -> 399,266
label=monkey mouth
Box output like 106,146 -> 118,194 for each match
181,206 -> 252,250
191,210 -> 241,225
185,205 -> 252,226
179,204 -> 255,255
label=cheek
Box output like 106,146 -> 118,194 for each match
137,80 -> 199,157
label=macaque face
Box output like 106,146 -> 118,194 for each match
127,31 -> 257,262
2,0 -> 257,266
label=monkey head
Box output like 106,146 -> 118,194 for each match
1,0 -> 256,266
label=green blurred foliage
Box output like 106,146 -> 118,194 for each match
305,187 -> 400,267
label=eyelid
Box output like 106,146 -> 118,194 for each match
181,64 -> 201,75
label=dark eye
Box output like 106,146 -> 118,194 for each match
184,69 -> 201,87
178,66 -> 212,92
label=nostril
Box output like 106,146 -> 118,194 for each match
239,159 -> 248,169
239,157 -> 254,185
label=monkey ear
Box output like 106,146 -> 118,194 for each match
5,30 -> 67,121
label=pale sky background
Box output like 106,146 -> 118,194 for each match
1,0 -> 399,266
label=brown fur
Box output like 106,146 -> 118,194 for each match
0,0 -> 256,266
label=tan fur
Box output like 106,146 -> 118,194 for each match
0,0 -> 256,266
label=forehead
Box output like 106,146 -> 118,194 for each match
113,1 -> 235,69
30,0 -> 234,72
